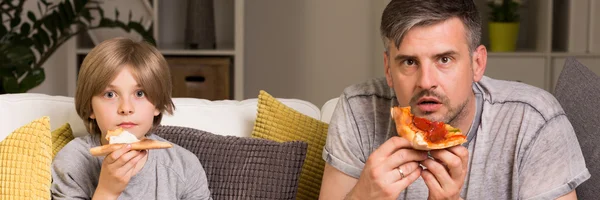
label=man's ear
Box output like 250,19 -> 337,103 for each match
154,108 -> 160,116
384,51 -> 394,87
472,45 -> 487,82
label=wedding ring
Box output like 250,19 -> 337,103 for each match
397,167 -> 406,179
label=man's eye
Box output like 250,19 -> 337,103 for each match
404,59 -> 416,66
440,57 -> 451,64
136,90 -> 145,98
104,91 -> 116,98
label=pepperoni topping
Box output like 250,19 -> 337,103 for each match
413,116 -> 447,143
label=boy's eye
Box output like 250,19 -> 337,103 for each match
104,91 -> 116,98
136,90 -> 145,98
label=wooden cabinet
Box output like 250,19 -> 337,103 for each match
167,57 -> 231,100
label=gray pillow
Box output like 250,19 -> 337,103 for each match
154,125 -> 308,200
553,57 -> 600,200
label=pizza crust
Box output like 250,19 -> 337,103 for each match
90,129 -> 173,156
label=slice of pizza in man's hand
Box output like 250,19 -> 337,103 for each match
390,106 -> 466,150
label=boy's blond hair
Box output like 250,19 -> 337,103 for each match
75,37 -> 174,135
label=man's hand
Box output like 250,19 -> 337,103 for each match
420,145 -> 469,200
93,144 -> 147,199
346,136 -> 428,200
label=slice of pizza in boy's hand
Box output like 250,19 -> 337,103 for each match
390,106 -> 466,150
90,128 -> 172,156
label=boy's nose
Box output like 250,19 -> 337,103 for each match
118,100 -> 134,115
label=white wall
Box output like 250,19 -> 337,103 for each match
244,0 -> 387,106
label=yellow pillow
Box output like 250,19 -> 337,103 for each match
251,90 -> 329,200
0,116 -> 52,199
51,123 -> 74,159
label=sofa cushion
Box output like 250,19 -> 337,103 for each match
0,94 -> 85,140
0,117 -> 52,199
553,57 -> 600,199
251,90 -> 329,200
320,97 -> 339,124
51,123 -> 74,159
154,125 -> 308,200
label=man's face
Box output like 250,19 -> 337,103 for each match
384,17 -> 485,125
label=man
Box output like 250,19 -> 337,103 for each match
319,0 -> 590,199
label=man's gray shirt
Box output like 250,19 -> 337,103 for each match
51,133 -> 212,200
323,76 -> 590,199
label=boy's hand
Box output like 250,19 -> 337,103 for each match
94,144 -> 147,199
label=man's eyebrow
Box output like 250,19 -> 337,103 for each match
394,54 -> 416,62
434,50 -> 458,58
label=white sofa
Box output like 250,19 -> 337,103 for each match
0,93 -> 339,141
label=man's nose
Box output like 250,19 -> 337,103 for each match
417,61 -> 438,90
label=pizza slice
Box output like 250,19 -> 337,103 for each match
390,106 -> 466,150
90,128 -> 172,156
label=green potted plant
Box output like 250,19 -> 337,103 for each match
488,0 -> 522,52
0,0 -> 155,94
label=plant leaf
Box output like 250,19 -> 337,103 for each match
63,0 -> 76,21
73,0 -> 90,13
98,18 -> 116,27
27,11 -> 37,22
2,76 -> 20,93
10,17 -> 21,28
20,23 -> 30,34
43,13 -> 57,40
37,30 -> 51,47
0,23 -> 6,37
19,68 -> 45,92
32,35 -> 44,53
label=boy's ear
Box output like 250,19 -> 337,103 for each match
154,108 -> 160,116
90,113 -> 95,119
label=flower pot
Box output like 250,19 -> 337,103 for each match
489,22 -> 519,52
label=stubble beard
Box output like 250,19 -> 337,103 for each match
408,89 -> 470,127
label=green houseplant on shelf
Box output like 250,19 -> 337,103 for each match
488,0 -> 522,52
0,0 -> 155,94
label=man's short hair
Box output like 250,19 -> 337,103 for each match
380,0 -> 481,54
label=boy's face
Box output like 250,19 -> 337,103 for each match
384,17 -> 485,125
90,66 -> 160,142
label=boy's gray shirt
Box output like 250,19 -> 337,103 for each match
323,76 -> 590,200
51,133 -> 212,200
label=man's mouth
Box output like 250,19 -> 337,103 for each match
416,97 -> 442,112
417,97 -> 441,105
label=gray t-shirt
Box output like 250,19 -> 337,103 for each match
51,133 -> 212,200
323,76 -> 590,199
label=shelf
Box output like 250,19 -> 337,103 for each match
487,52 -> 547,57
160,49 -> 236,56
550,52 -> 600,57
76,48 -> 236,56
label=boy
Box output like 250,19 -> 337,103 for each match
52,38 -> 212,199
